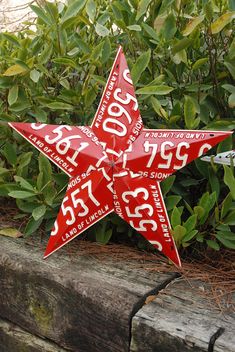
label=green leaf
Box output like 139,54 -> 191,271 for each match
184,95 -> 197,129
30,5 -> 52,25
192,58 -> 208,70
96,227 -> 112,244
14,176 -> 34,191
3,64 -> 28,76
76,38 -> 91,54
223,165 -> 235,199
193,206 -> 205,219
59,78 -> 70,90
229,37 -> 235,59
86,0 -> 96,22
172,38 -> 193,55
215,232 -> 235,249
171,207 -> 181,228
208,168 -> 220,199
30,69 -> 40,83
0,184 -> 20,197
101,37 -> 111,64
136,85 -> 174,95
44,184 -> 57,206
161,175 -> 176,195
40,43 -> 53,64
199,192 -> 216,213
142,23 -> 158,41
222,84 -> 235,94
46,102 -> 73,110
150,96 -> 168,119
183,214 -> 197,232
216,224 -> 230,232
32,205 -> 47,221
224,61 -> 235,79
15,60 -> 30,71
131,49 -> 151,85
196,233 -> 204,243
216,134 -> 233,154
127,25 -> 142,31
206,240 -> 220,250
25,217 -> 43,237
221,193 -> 233,218
136,0 -> 152,21
45,1 -> 58,22
85,87 -> 97,107
161,13 -> 176,40
39,154 -> 52,181
228,93 -> 235,108
203,2 -> 213,21
95,23 -> 109,37
9,191 -> 36,199
229,0 -> 235,10
211,12 -> 235,34
216,230 -> 235,240
3,33 -> 21,47
182,230 -> 198,243
8,85 -> 18,106
0,167 -> 10,176
0,227 -> 22,238
3,142 -> 17,165
183,15 -> 204,36
165,195 -> 181,211
159,0 -> 174,14
53,57 -> 77,68
222,84 -> 235,109
67,47 -> 80,56
16,200 -> 39,213
17,152 -> 33,168
173,225 -> 187,246
61,0 -> 86,23
224,210 -> 235,225
10,100 -> 31,113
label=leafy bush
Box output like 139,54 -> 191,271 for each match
0,0 -> 234,252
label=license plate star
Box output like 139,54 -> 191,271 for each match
9,47 -> 232,266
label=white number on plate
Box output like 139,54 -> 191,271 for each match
62,180 -> 100,225
144,141 -> 190,170
122,187 -> 157,232
44,125 -> 89,167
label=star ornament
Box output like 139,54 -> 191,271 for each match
9,47 -> 232,267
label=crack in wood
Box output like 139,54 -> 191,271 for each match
128,272 -> 181,351
208,327 -> 225,352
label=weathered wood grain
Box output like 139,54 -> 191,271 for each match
0,235 -> 175,352
130,278 -> 235,352
0,317 -> 68,352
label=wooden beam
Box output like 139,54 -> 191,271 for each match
0,317 -> 68,352
130,277 -> 235,352
0,236 -> 175,352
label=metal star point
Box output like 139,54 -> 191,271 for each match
9,46 -> 232,266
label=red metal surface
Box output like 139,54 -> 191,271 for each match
9,123 -> 108,177
91,46 -> 143,161
116,129 -> 233,180
44,167 -> 114,258
9,47 -> 233,266
113,169 -> 180,266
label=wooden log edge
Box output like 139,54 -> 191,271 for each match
0,317 -> 69,352
0,235 -> 176,352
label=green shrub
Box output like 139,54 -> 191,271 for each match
0,0 -> 234,252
